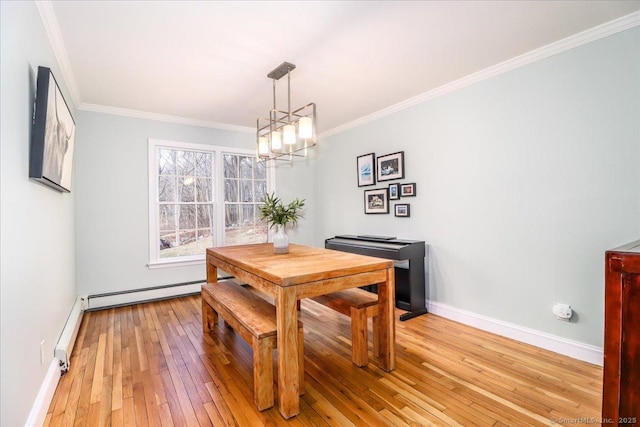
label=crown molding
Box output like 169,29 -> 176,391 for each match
35,0 -> 81,109
320,11 -> 640,139
79,103 -> 255,133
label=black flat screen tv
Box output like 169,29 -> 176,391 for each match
30,66 -> 76,192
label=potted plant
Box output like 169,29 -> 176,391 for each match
259,192 -> 305,254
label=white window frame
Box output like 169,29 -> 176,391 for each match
147,138 -> 274,269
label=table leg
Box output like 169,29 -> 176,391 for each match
206,254 -> 218,283
276,286 -> 300,418
376,267 -> 396,371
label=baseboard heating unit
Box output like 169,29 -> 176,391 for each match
86,280 -> 207,311
55,296 -> 88,374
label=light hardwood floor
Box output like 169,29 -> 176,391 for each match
45,295 -> 603,426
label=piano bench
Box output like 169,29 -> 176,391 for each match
311,288 -> 379,367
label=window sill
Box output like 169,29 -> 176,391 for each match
147,258 -> 205,269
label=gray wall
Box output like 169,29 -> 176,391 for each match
307,27 -> 640,347
271,154 -> 318,246
0,2 -> 77,425
74,111 -> 254,296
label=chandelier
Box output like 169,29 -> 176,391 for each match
256,62 -> 316,162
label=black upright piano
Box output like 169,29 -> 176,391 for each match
325,235 -> 428,321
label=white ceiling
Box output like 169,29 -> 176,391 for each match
47,1 -> 640,134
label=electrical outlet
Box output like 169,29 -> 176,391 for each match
552,303 -> 573,321
40,340 -> 46,365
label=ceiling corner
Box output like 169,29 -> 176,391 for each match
35,0 -> 82,109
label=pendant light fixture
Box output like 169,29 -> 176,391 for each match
256,62 -> 317,162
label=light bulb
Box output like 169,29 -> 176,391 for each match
283,124 -> 296,145
258,136 -> 269,156
298,116 -> 313,139
271,131 -> 282,150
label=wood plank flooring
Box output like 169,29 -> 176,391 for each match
45,295 -> 603,426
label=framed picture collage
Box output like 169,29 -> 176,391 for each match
357,151 -> 416,217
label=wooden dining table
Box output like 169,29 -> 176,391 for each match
205,243 -> 396,419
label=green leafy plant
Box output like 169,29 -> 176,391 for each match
259,192 -> 305,229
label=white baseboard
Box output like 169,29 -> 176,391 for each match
88,282 -> 203,310
25,358 -> 60,427
427,300 -> 604,366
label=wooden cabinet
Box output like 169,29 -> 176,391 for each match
603,239 -> 640,426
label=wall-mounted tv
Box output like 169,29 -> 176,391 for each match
30,66 -> 76,192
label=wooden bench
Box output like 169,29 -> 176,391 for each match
311,288 -> 379,367
202,280 -> 304,411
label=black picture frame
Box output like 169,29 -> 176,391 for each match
394,204 -> 410,217
376,151 -> 404,182
356,153 -> 376,187
364,188 -> 389,214
400,183 -> 416,197
388,183 -> 400,200
30,66 -> 76,192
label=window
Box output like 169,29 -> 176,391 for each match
223,153 -> 268,245
148,139 -> 270,267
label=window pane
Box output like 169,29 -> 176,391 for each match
240,156 -> 253,179
222,155 -> 268,246
176,150 -> 195,176
197,229 -> 214,252
254,180 -> 267,203
158,176 -> 175,202
158,149 -> 175,175
197,204 -> 213,229
240,179 -> 253,202
225,204 -> 239,229
159,204 -> 176,231
224,154 -> 237,178
160,232 -> 198,257
159,231 -> 176,256
254,161 -> 266,180
179,205 -> 196,229
224,179 -> 238,202
178,178 -> 195,202
196,178 -> 212,202
236,222 -> 268,245
196,152 -> 212,177
178,230 -> 197,253
256,214 -> 267,229
241,205 -> 254,227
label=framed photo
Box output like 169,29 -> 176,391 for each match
364,188 -> 389,214
30,66 -> 76,192
394,204 -> 410,217
356,153 -> 376,187
376,151 -> 404,182
388,183 -> 400,200
400,183 -> 416,197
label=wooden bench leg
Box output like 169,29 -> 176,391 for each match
350,307 -> 369,367
372,315 -> 379,359
298,327 -> 305,396
202,299 -> 217,332
253,335 -> 275,411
